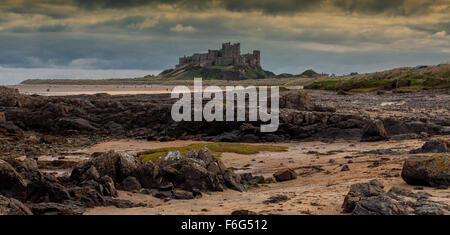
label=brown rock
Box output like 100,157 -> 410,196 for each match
273,168 -> 297,181
0,112 -> 5,123
361,119 -> 389,142
401,154 -> 450,187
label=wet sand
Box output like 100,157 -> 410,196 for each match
84,138 -> 450,215
9,84 -> 177,96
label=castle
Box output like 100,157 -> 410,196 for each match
177,42 -> 261,68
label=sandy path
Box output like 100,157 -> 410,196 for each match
84,138 -> 450,215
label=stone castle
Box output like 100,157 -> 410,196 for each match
177,42 -> 261,68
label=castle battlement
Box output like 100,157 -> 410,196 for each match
177,42 -> 261,68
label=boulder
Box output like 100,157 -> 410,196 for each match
0,112 -> 5,123
120,176 -> 142,191
29,202 -> 85,215
133,161 -> 158,189
361,120 -> 388,142
0,195 -> 33,215
280,92 -> 312,110
342,179 -> 385,213
0,159 -> 27,199
410,140 -> 448,154
71,152 -> 141,184
273,168 -> 297,182
401,155 -> 450,187
155,148 -> 245,193
26,174 -> 71,203
342,180 -> 450,215
57,117 -> 98,132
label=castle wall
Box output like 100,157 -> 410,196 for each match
177,42 -> 260,68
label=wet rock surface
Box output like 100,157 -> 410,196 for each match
410,140 -> 449,154
401,154 -> 450,187
343,180 -> 450,215
273,168 -> 297,181
1,86 -> 448,158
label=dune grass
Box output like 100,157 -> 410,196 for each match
136,142 -> 288,162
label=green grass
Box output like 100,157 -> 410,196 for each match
136,142 -> 288,162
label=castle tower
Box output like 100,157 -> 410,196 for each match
253,50 -> 261,67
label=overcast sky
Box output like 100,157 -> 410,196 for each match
0,0 -> 449,75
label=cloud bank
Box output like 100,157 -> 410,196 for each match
0,0 -> 449,75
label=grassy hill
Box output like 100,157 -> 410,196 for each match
158,64 -> 274,80
305,63 -> 450,93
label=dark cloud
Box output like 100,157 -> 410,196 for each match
71,0 -> 444,15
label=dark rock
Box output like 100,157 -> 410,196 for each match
154,148 -> 245,193
0,159 -> 27,199
120,176 -> 142,191
401,154 -> 450,187
341,165 -> 350,171
71,152 -> 142,184
280,92 -> 312,110
410,140 -> 448,154
342,179 -> 385,213
0,195 -> 33,215
263,195 -> 289,204
29,201 -> 86,215
57,117 -> 98,132
0,112 -> 5,123
133,161 -> 158,189
342,180 -> 449,215
104,198 -> 146,208
361,120 -> 388,142
273,168 -> 297,181
26,174 -> 71,203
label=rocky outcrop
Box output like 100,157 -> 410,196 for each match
410,140 -> 449,154
0,112 -> 5,123
0,86 -> 447,145
401,155 -> 450,187
342,180 -> 449,215
0,195 -> 33,215
28,202 -> 85,215
0,159 -> 27,199
155,148 -> 244,192
70,152 -> 142,184
361,120 -> 388,142
279,92 -> 312,110
273,168 -> 297,182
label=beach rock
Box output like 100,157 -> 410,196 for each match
133,161 -> 158,189
0,195 -> 33,215
154,148 -> 245,193
21,158 -> 39,172
342,179 -> 385,213
263,195 -> 289,204
401,155 -> 450,187
280,92 -> 312,110
57,117 -> 98,132
410,140 -> 449,154
0,122 -> 24,136
104,198 -> 146,208
26,174 -> 71,203
273,168 -> 297,181
361,120 -> 388,142
98,175 -> 117,197
120,176 -> 142,191
71,152 -> 142,184
343,180 -> 449,215
0,112 -> 5,123
0,159 -> 27,199
341,165 -> 350,171
29,201 -> 85,215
